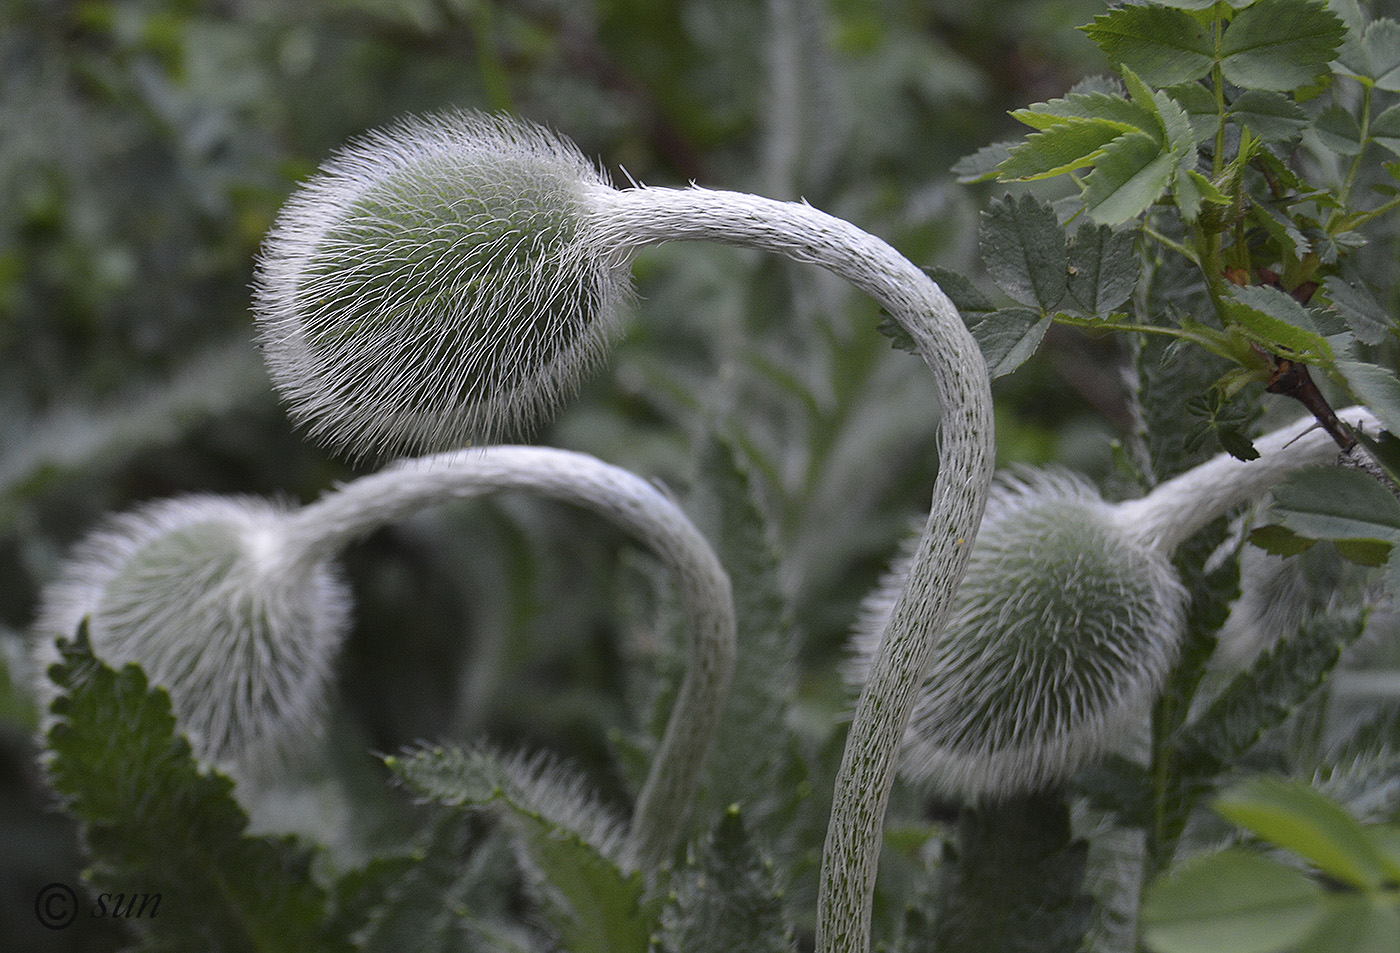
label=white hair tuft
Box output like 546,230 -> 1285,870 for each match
33,495 -> 350,767
254,110 -> 631,457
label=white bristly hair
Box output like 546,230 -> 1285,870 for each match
32,447 -> 734,867
254,111 -> 631,457
848,406 -> 1379,803
33,495 -> 350,767
253,111 -> 996,953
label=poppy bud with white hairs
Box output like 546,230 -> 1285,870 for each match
33,446 -> 735,866
848,407 -> 1379,803
252,108 -> 996,953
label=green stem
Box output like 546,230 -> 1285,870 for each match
1143,225 -> 1198,265
1334,191 -> 1400,233
1211,23 -> 1227,180
1337,84 -> 1374,214
1052,315 -> 1227,353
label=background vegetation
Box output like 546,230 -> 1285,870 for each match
3,1 -> 1397,951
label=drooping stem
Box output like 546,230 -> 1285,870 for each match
283,446 -> 736,867
590,185 -> 997,953
1113,406 -> 1376,555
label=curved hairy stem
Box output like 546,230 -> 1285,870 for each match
590,185 -> 997,953
1115,406 -> 1378,555
284,446 -> 736,867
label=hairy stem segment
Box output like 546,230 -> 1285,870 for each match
287,446 -> 736,867
1114,405 -> 1377,554
589,185 -> 998,953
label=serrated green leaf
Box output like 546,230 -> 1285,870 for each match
1141,847 -> 1328,953
953,141 -> 1016,183
1222,284 -> 1334,360
1083,130 -> 1177,224
1336,360 -> 1400,434
997,119 -> 1129,180
45,632 -> 348,953
1366,19 -> 1400,92
1368,102 -> 1400,158
1315,105 -> 1365,156
1176,612 -> 1364,773
1334,537 -> 1392,567
1064,222 -> 1139,317
1220,0 -> 1347,91
1230,90 -> 1309,142
1215,777 -> 1391,889
1339,18 -> 1400,91
979,194 -> 1068,309
1013,90 -> 1155,132
1269,465 -> 1400,542
1323,278 -> 1396,346
658,807 -> 794,953
972,307 -> 1053,378
927,265 -> 995,314
1082,6 -> 1214,87
1365,825 -> 1400,881
1162,95 -> 1197,160
389,745 -> 653,953
1169,81 -> 1222,143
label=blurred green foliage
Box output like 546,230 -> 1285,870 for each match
19,1 -> 1400,951
0,1 -> 1109,947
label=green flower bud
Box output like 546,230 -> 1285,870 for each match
852,471 -> 1185,801
255,111 -> 630,456
34,496 -> 349,766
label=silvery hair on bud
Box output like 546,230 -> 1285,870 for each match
848,470 -> 1187,801
254,110 -> 631,457
32,496 -> 350,768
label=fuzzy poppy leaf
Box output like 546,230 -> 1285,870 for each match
1176,612 -> 1363,774
388,744 -> 654,953
44,631 -> 348,953
657,807 -> 794,953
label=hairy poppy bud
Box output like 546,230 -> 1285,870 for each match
34,496 -> 349,765
254,111 -> 630,456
